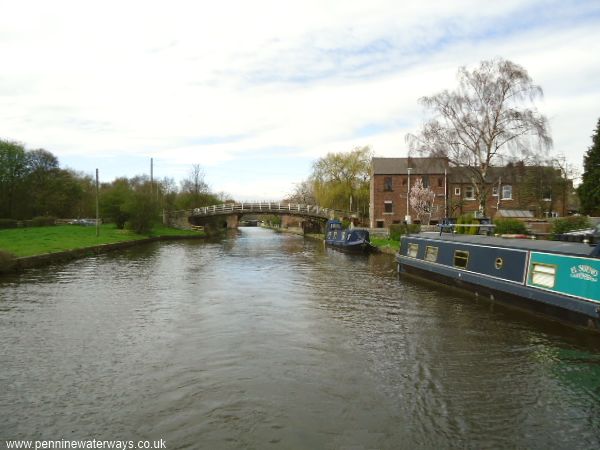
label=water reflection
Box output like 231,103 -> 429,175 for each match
1,227 -> 599,448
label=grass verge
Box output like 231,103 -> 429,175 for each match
371,237 -> 400,253
0,223 -> 203,258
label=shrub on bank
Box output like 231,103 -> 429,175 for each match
0,219 -> 18,229
31,216 -> 57,227
389,223 -> 421,241
551,216 -> 592,236
0,249 -> 16,273
493,218 -> 527,235
456,214 -> 478,235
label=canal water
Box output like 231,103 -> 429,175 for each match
1,227 -> 600,449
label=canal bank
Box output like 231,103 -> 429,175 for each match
0,224 -> 206,274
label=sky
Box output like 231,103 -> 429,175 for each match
1,0 -> 599,201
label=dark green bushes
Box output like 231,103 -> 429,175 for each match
389,223 -> 421,240
493,218 -> 527,235
551,216 -> 592,236
31,216 -> 56,227
455,214 -> 478,235
0,219 -> 18,229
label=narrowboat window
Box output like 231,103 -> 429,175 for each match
454,250 -> 469,268
407,243 -> 419,258
531,263 -> 556,288
495,257 -> 503,269
425,246 -> 438,262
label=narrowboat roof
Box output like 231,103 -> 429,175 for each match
405,232 -> 596,257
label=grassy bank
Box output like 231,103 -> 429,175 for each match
0,223 -> 202,258
371,237 -> 400,254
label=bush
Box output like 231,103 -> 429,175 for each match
0,250 -> 16,273
551,216 -> 592,236
389,223 -> 421,241
456,214 -> 478,234
0,219 -> 18,229
31,216 -> 56,227
493,218 -> 527,235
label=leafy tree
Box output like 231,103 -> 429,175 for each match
578,118 -> 600,215
407,58 -> 552,216
0,140 -> 28,218
310,146 -> 371,216
123,181 -> 160,234
100,178 -> 132,228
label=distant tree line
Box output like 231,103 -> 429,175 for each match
0,139 -> 230,232
0,140 -> 95,220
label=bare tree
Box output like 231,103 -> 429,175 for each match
407,58 -> 552,215
286,180 -> 317,205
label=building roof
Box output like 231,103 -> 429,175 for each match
372,157 -> 448,175
496,209 -> 535,218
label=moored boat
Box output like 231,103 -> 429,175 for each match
324,219 -> 375,254
396,231 -> 600,331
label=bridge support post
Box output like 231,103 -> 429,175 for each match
226,214 -> 240,229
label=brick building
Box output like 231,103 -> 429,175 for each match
369,157 -> 569,228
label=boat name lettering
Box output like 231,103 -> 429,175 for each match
569,264 -> 598,282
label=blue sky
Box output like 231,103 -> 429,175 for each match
1,0 -> 599,200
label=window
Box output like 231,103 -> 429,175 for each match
376,220 -> 384,228
495,257 -> 504,270
384,177 -> 393,191
438,177 -> 444,188
425,246 -> 439,262
492,186 -> 499,196
407,243 -> 419,258
454,187 -> 461,196
384,201 -> 393,214
464,185 -> 475,200
502,185 -> 512,200
422,175 -> 430,188
454,250 -> 469,268
531,263 -> 556,288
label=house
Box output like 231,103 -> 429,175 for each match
370,157 -> 570,228
370,157 -> 448,228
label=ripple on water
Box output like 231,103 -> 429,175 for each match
1,228 -> 600,448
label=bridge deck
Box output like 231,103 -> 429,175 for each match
180,202 -> 351,219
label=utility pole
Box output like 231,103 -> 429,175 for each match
406,167 -> 412,224
95,168 -> 100,237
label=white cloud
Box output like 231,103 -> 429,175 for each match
1,0 -> 599,198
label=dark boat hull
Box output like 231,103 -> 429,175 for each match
397,233 -> 600,332
325,239 -> 374,254
398,258 -> 600,331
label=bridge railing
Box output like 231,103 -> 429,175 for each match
168,202 -> 352,219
